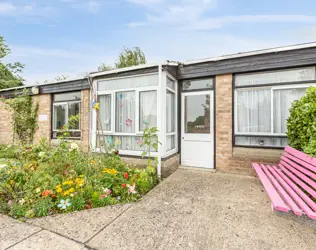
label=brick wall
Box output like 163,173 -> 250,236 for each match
0,101 -> 13,144
0,90 -> 90,151
34,94 -> 52,142
80,89 -> 90,152
215,74 -> 282,176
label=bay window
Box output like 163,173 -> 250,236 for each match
96,73 -> 159,154
234,66 -> 316,148
52,91 -> 81,139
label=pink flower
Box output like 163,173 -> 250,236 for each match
128,183 -> 137,194
104,188 -> 111,195
74,192 -> 78,195
100,194 -> 107,199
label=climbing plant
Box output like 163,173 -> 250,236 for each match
141,127 -> 161,167
0,89 -> 39,145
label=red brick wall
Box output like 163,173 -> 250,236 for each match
215,74 -> 282,176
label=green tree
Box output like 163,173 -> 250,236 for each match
0,36 -> 24,90
98,47 -> 146,72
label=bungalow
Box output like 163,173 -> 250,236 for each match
1,42 -> 316,177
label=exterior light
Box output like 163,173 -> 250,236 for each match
31,86 -> 39,95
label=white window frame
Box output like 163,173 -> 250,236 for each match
234,83 -> 315,137
52,100 -> 81,133
165,73 -> 178,156
93,73 -> 160,157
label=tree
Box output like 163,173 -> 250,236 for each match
0,36 -> 24,90
98,47 -> 147,72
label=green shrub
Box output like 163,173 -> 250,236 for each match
34,198 -> 54,217
287,86 -> 316,155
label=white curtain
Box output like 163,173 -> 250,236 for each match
115,91 -> 135,133
273,88 -> 307,134
98,74 -> 158,91
139,91 -> 157,131
99,95 -> 111,131
236,89 -> 271,133
166,90 -> 175,133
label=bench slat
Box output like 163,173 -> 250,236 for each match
281,155 -> 316,180
263,165 -> 302,216
252,163 -> 289,212
283,152 -> 316,174
272,166 -> 316,220
285,146 -> 316,170
279,163 -> 316,198
280,159 -> 316,190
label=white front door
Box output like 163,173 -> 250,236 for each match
181,91 -> 214,169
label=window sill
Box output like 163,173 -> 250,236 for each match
232,147 -> 283,160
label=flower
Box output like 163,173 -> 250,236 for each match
42,190 -> 53,197
103,168 -> 117,175
0,164 -> 8,169
100,194 -> 107,199
104,188 -> 112,195
49,209 -> 53,215
74,192 -> 78,195
38,152 -> 45,157
19,199 -> 25,205
8,200 -> 13,205
9,180 -> 14,185
114,150 -> 119,155
70,143 -> 79,151
93,102 -> 100,111
90,160 -> 96,165
36,188 -> 41,193
122,183 -> 126,188
123,172 -> 129,179
106,136 -> 113,144
125,118 -> 133,127
128,183 -> 137,194
58,199 -> 71,210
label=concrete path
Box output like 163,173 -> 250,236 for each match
1,169 -> 316,250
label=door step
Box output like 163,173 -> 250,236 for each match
179,166 -> 216,173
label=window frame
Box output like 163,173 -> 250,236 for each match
233,67 -> 316,149
166,75 -> 177,152
95,73 -> 159,156
52,97 -> 81,139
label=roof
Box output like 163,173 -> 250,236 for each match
0,76 -> 88,93
182,42 -> 316,65
89,61 -> 179,78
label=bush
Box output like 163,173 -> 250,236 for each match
287,86 -> 316,155
0,139 -> 159,219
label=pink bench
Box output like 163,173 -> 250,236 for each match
252,146 -> 316,220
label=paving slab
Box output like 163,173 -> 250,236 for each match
0,214 -> 41,250
29,203 -> 131,243
9,230 -> 87,250
87,169 -> 316,250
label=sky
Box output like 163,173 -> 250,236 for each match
1,0 -> 316,84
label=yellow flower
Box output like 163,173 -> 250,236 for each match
56,184 -> 61,189
90,160 -> 96,165
103,168 -> 117,175
93,102 -> 100,111
69,188 -> 75,193
56,187 -> 63,193
9,180 -> 14,185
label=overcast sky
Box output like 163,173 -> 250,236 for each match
1,0 -> 316,84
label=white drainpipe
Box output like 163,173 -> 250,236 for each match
157,64 -> 162,178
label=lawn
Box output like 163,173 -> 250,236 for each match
0,139 -> 158,219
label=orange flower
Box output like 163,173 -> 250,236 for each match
42,190 -> 53,197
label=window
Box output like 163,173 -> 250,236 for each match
96,74 -> 160,154
115,91 -> 135,133
98,95 -> 111,131
52,92 -> 81,139
166,90 -> 175,133
234,67 -> 316,148
183,78 -> 214,90
139,91 -> 157,131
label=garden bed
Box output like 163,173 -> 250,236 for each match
0,139 -> 158,219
